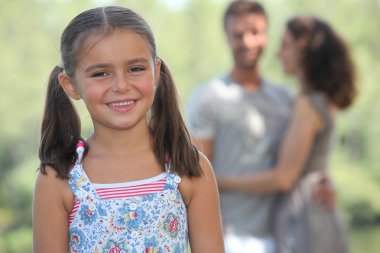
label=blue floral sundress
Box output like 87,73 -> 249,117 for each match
67,145 -> 188,253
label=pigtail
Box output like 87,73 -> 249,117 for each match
38,66 -> 82,178
150,59 -> 202,177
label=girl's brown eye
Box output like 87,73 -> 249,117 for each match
129,67 -> 145,73
92,71 -> 108,77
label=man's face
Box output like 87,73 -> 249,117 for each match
225,13 -> 268,69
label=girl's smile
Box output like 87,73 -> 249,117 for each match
107,99 -> 137,113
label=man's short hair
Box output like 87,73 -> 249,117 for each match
223,0 -> 267,30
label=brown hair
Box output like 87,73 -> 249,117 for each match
39,6 -> 201,178
223,0 -> 267,31
287,16 -> 356,108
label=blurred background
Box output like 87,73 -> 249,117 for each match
0,0 -> 379,252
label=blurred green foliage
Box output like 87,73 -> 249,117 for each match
0,0 -> 379,252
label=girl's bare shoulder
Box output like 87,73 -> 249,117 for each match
178,152 -> 216,207
34,166 -> 74,213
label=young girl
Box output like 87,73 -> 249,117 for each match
218,16 -> 356,253
33,6 -> 224,253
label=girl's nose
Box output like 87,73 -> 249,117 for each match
112,73 -> 130,93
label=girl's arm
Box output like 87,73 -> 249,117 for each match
181,153 -> 225,253
218,95 -> 323,194
33,166 -> 73,253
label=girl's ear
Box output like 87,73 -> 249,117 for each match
58,73 -> 81,100
154,58 -> 161,86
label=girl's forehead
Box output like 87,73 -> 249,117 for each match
77,28 -> 153,63
82,28 -> 147,51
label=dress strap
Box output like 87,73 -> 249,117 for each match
68,164 -> 98,199
163,155 -> 181,189
305,92 -> 332,127
68,141 -> 100,203
164,172 -> 182,190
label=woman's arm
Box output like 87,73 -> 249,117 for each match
181,153 -> 225,253
33,166 -> 73,253
218,96 -> 323,193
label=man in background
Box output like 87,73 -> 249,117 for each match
187,1 -> 293,252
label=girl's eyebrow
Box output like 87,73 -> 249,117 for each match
126,58 -> 150,65
84,58 -> 150,73
84,63 -> 110,73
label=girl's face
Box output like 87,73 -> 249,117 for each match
62,28 -> 161,132
277,30 -> 302,76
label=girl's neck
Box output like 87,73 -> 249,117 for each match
88,122 -> 153,156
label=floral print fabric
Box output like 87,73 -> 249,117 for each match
67,154 -> 188,253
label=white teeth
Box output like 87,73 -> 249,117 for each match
109,101 -> 135,107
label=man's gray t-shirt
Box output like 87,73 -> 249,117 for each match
187,75 -> 293,238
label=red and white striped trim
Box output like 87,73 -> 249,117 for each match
68,174 -> 167,225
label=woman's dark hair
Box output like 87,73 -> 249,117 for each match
39,6 -> 201,178
287,16 -> 356,108
223,0 -> 267,31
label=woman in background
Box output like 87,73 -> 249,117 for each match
218,15 -> 356,253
